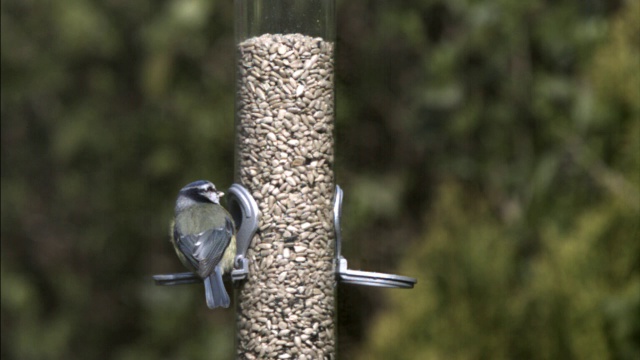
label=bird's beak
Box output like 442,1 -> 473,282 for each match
217,191 -> 225,197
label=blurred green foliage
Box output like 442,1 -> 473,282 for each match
1,0 -> 638,359
354,1 -> 640,359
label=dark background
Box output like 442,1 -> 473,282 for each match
2,0 -> 638,359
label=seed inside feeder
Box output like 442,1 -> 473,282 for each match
235,33 -> 336,359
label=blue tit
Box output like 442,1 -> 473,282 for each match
171,180 -> 236,309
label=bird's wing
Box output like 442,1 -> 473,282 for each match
175,217 -> 234,278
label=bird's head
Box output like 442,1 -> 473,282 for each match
175,180 -> 224,211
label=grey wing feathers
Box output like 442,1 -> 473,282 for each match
174,217 -> 234,278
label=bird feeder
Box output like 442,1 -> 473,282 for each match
234,1 -> 338,358
154,1 -> 416,359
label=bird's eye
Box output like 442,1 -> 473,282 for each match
206,186 -> 214,192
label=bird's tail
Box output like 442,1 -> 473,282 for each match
204,266 -> 230,309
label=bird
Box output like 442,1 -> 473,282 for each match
170,180 -> 236,308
